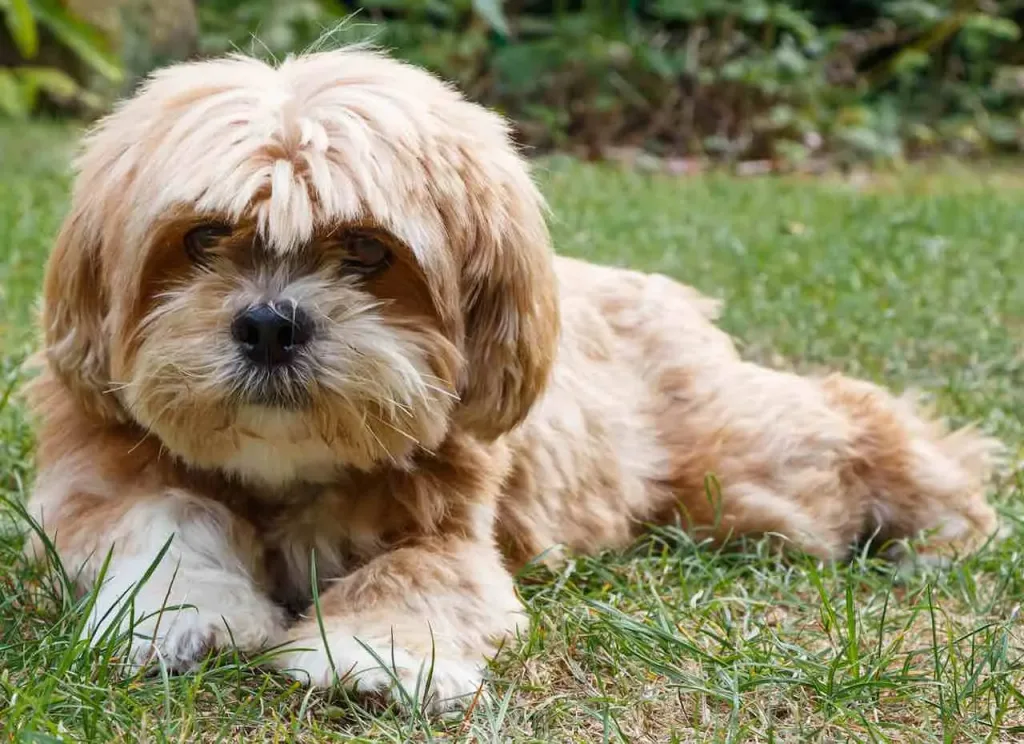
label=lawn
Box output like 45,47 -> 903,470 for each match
1,123 -> 1023,742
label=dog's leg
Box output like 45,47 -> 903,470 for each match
25,452 -> 284,672
273,516 -> 523,713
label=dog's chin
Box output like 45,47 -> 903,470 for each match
232,367 -> 313,411
140,400 -> 395,488
200,405 -> 354,487
127,374 -> 454,487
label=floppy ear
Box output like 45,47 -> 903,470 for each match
454,156 -> 560,441
39,203 -> 122,422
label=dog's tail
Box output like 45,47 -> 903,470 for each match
823,375 -> 1005,564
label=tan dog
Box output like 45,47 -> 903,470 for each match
24,48 -> 1001,712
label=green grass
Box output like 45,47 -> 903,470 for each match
1,125 -> 1023,742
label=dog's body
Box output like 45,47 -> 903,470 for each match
25,49 -> 1000,711
503,256 -> 998,567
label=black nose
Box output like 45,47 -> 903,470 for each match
231,303 -> 312,367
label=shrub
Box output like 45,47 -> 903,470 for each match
5,0 -> 1022,162
0,0 -> 123,117
195,0 -> 1023,162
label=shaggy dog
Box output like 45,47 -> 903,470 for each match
24,48 -> 1001,712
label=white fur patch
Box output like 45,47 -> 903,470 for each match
276,630 -> 484,713
82,494 -> 284,672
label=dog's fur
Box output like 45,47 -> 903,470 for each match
25,48 -> 1001,711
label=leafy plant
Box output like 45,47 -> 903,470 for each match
194,0 -> 1018,162
16,0 -> 1017,160
0,0 -> 122,118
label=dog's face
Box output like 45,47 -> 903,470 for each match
40,50 -> 559,485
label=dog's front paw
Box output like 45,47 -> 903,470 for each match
120,607 -> 229,673
275,631 -> 485,713
87,572 -> 285,673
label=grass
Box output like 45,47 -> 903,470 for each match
1,123 -> 1023,742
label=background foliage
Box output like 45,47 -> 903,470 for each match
0,0 -> 122,116
198,0 -> 1024,163
3,0 -> 1024,161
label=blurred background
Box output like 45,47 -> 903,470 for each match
1,0 -> 1022,170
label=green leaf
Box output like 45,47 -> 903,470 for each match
472,0 -> 509,37
891,48 -> 930,78
17,65 -> 81,100
886,0 -> 944,25
493,40 -> 557,94
5,0 -> 39,58
0,69 -> 31,117
771,5 -> 818,43
650,0 -> 702,21
962,13 -> 1020,41
28,0 -> 123,82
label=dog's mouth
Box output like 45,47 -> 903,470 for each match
230,362 -> 313,409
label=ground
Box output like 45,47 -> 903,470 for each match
1,124 -> 1022,743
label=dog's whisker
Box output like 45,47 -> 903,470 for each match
104,380 -> 136,394
368,414 -> 419,446
346,406 -> 393,463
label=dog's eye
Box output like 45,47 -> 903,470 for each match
342,234 -> 392,276
184,223 -> 231,263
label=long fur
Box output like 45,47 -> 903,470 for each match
24,48 -> 1002,713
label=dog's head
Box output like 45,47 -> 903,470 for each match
40,49 -> 559,485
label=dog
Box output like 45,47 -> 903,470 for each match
23,47 -> 1002,713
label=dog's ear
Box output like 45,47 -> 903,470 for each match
454,154 -> 560,441
40,201 -> 122,422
